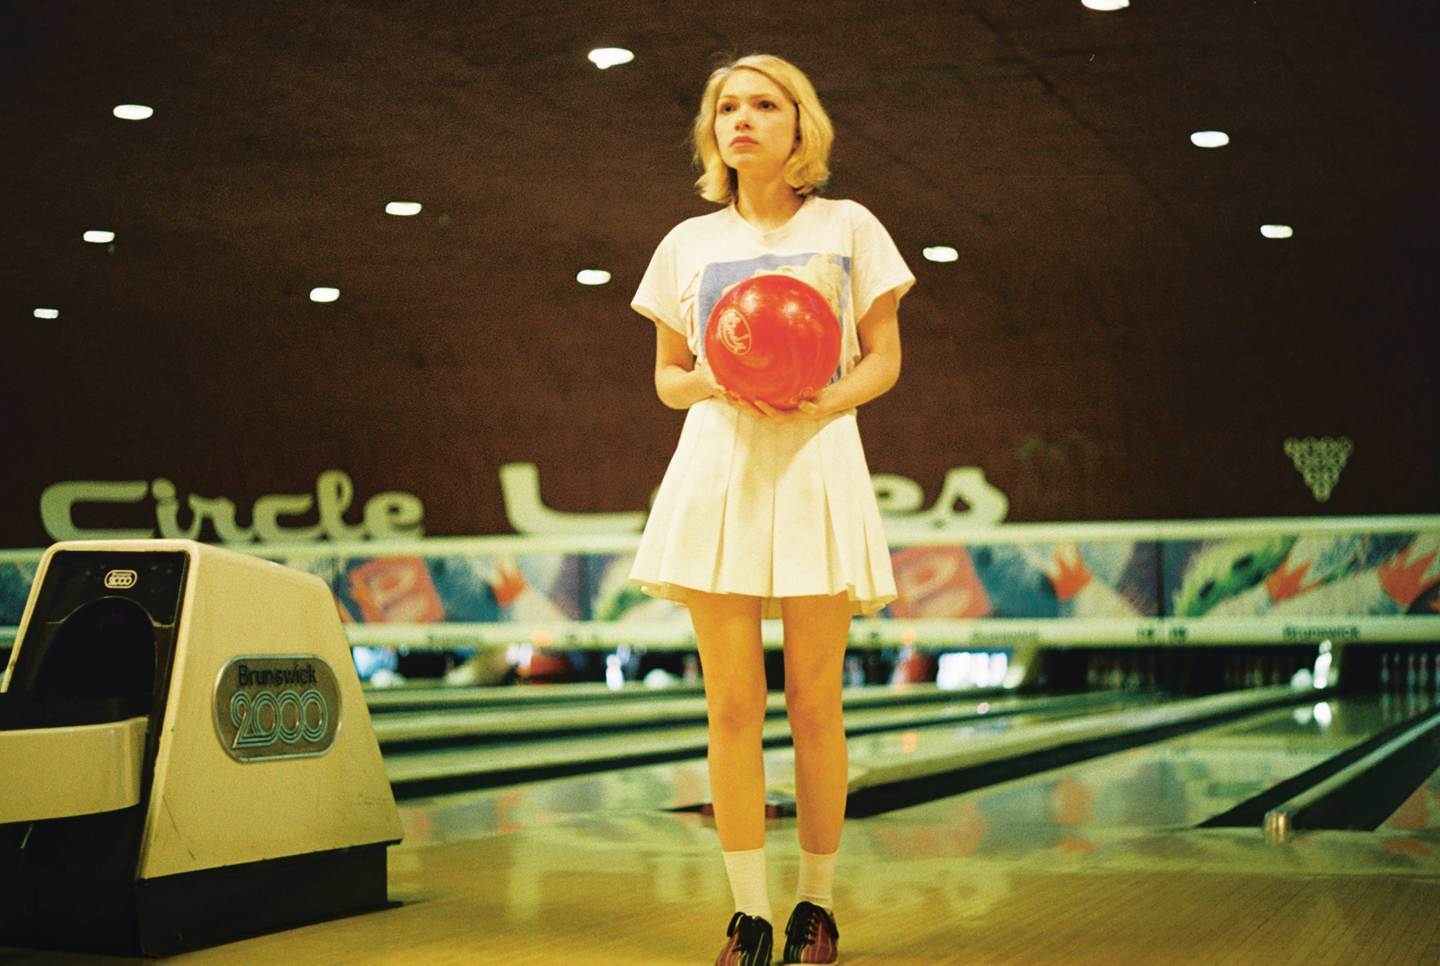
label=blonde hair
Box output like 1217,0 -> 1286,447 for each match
692,54 -> 835,205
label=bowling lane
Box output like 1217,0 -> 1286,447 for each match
392,690 -> 1164,845
368,680 -> 1044,743
366,680 -> 1014,716
885,692 -> 1439,837
364,681 -> 707,714
373,686 -> 1126,748
381,688 -> 1150,793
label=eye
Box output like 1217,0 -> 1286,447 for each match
760,100 -> 776,109
719,103 -> 734,113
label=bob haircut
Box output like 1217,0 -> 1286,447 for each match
692,54 -> 835,205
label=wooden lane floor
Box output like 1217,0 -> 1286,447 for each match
184,689 -> 1440,963
381,692 -> 1156,842
5,694 -> 1438,962
7,807 -> 1434,962
193,819 -> 1440,964
380,688 -> 1147,795
879,694 -> 1439,840
390,690 -> 1415,846
373,687 -> 1031,750
366,681 -> 1006,715
376,689 -> 1347,860
370,682 -> 1020,745
365,681 -> 708,713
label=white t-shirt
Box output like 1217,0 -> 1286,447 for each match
632,196 -> 915,381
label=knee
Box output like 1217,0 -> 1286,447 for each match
707,691 -> 766,738
785,686 -> 843,739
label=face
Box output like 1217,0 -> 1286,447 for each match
714,68 -> 799,176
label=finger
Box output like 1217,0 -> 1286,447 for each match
729,392 -> 762,415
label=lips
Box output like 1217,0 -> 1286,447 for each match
730,136 -> 757,146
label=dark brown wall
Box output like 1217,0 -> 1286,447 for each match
2,1 -> 1435,547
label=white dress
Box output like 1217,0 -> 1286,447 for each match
629,196 -> 916,618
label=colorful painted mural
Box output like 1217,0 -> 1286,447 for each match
1,526 -> 1436,643
1162,532 -> 1440,618
328,554 -> 586,624
888,541 -> 1159,620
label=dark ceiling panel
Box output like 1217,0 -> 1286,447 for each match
0,1 -> 1434,546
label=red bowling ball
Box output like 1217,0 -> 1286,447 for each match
704,274 -> 842,409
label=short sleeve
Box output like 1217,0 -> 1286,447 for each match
631,228 -> 686,336
850,204 -> 916,323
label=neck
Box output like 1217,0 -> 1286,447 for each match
734,173 -> 803,232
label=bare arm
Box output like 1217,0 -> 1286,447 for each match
652,320 -> 720,410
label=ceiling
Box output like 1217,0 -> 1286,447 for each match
0,0 -> 1434,542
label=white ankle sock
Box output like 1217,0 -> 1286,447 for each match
722,847 -> 772,924
796,848 -> 837,911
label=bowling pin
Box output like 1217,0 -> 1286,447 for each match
844,655 -> 864,688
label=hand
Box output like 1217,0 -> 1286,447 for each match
752,387 -> 834,422
696,359 -> 766,416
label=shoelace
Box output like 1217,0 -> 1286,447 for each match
785,902 -> 838,946
727,912 -> 769,951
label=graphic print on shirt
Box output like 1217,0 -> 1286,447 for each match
682,252 -> 851,384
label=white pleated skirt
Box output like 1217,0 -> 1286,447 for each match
629,399 -> 896,618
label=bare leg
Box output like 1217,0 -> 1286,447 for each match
688,589 -> 768,851
780,592 -> 852,854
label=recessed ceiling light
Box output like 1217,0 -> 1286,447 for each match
34,308 -> 59,320
1260,224 -> 1294,239
385,201 -> 423,216
1081,0 -> 1129,10
588,48 -> 634,70
112,104 -> 154,121
922,246 -> 959,263
576,269 -> 612,286
309,287 -> 341,302
1190,130 -> 1230,148
83,230 -> 115,244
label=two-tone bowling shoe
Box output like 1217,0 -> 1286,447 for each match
715,911 -> 774,966
781,901 -> 838,964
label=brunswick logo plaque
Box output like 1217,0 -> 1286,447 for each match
213,655 -> 341,762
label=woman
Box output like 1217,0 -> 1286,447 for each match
629,53 -> 914,965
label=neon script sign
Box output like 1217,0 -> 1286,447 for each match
39,462 -> 1009,545
41,470 -> 423,543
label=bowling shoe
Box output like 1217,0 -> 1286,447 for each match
781,901 -> 838,964
715,911 -> 774,966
